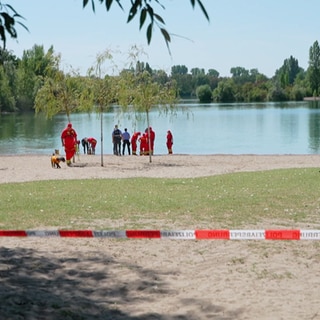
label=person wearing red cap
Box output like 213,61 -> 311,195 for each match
61,123 -> 78,166
131,131 -> 141,155
166,130 -> 173,154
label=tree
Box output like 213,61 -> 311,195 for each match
34,68 -> 93,122
0,48 -> 18,112
86,49 -> 118,166
308,40 -> 320,96
0,65 -> 15,112
152,69 -> 169,85
171,65 -> 188,76
230,66 -> 250,84
212,79 -> 236,103
16,45 -> 58,111
190,67 -> 205,76
118,70 -> 177,163
207,69 -> 219,78
267,82 -> 288,101
196,84 -> 212,103
275,55 -> 303,88
171,65 -> 193,97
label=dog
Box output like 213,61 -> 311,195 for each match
51,154 -> 66,169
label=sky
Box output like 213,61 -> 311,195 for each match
6,0 -> 320,78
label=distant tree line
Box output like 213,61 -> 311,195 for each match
1,40 -> 320,113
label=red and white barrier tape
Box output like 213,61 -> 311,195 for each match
0,229 -> 320,240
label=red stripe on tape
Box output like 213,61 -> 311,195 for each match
0,230 -> 27,237
58,230 -> 94,238
126,230 -> 161,238
265,230 -> 300,240
195,230 -> 230,239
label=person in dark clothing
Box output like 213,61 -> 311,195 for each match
112,125 -> 122,156
81,138 -> 89,154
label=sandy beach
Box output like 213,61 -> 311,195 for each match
1,153 -> 320,319
1,153 -> 320,183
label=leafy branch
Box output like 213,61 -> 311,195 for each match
83,0 -> 209,51
0,3 -> 28,49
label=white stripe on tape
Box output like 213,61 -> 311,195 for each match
93,230 -> 127,238
230,230 -> 265,240
26,230 -> 60,237
300,230 -> 320,240
160,230 -> 195,239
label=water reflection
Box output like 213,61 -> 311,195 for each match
1,101 -> 320,155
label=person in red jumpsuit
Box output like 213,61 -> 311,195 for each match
87,137 -> 97,155
61,123 -> 78,166
166,130 -> 173,154
131,132 -> 141,155
147,127 -> 155,155
139,133 -> 148,156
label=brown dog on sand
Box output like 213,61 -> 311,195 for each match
51,154 -> 66,169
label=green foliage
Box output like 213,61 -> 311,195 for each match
117,69 -> 177,162
275,55 -> 303,88
207,68 -> 219,77
0,2 -> 319,105
87,49 -> 117,110
308,40 -> 320,96
212,79 -> 236,102
267,83 -> 288,101
0,65 -> 15,112
171,65 -> 188,75
83,0 -> 209,49
34,70 -> 93,121
0,3 -> 28,49
118,70 -> 177,113
1,42 -> 320,114
170,70 -> 194,98
196,84 -> 212,103
86,49 -> 119,165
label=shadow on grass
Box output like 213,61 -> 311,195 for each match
0,246 -> 243,319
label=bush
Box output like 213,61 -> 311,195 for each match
196,84 -> 212,103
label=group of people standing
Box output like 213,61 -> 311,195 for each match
60,122 -> 173,166
112,125 -> 166,156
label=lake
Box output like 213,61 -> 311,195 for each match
1,101 -> 320,155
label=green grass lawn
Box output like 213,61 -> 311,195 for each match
0,168 -> 319,230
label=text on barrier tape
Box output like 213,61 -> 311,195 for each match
0,229 -> 320,240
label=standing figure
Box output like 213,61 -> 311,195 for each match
131,132 -> 141,155
166,130 -> 173,154
81,138 -> 89,154
87,137 -> 97,155
61,123 -> 78,166
122,128 -> 131,155
148,127 -> 156,155
139,133 -> 148,156
112,125 -> 122,156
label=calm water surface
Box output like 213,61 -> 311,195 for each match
1,101 -> 320,155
